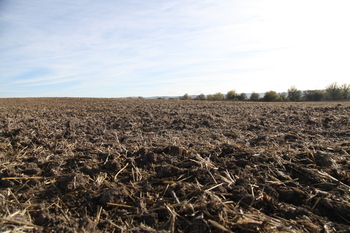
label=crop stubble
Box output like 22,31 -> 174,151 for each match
0,98 -> 349,232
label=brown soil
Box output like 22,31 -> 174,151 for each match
0,98 -> 349,232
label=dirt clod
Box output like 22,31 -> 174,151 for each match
57,173 -> 90,192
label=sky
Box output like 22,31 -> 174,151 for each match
1,0 -> 350,98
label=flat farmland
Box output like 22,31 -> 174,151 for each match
0,98 -> 349,232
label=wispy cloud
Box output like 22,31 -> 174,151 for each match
1,0 -> 350,97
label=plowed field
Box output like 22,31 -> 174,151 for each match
1,98 -> 349,232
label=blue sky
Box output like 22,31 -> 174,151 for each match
1,0 -> 350,97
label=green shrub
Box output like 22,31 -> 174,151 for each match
263,91 -> 281,102
212,92 -> 224,101
325,82 -> 343,100
341,83 -> 350,100
238,93 -> 247,101
303,90 -> 326,101
195,93 -> 206,100
249,92 -> 260,101
226,90 -> 238,100
180,93 -> 191,100
288,86 -> 302,101
279,92 -> 288,101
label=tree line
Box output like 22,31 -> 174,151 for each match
180,82 -> 350,102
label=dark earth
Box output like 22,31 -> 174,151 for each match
0,98 -> 349,232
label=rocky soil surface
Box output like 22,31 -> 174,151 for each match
0,98 -> 349,232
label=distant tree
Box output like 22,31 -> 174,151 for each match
195,93 -> 206,100
212,92 -> 224,101
303,90 -> 326,101
238,93 -> 247,101
278,92 -> 288,101
249,92 -> 260,101
288,86 -> 302,101
341,83 -> 350,99
326,82 -> 342,100
279,92 -> 288,101
180,93 -> 191,100
263,91 -> 281,102
226,90 -> 238,100
207,94 -> 214,101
